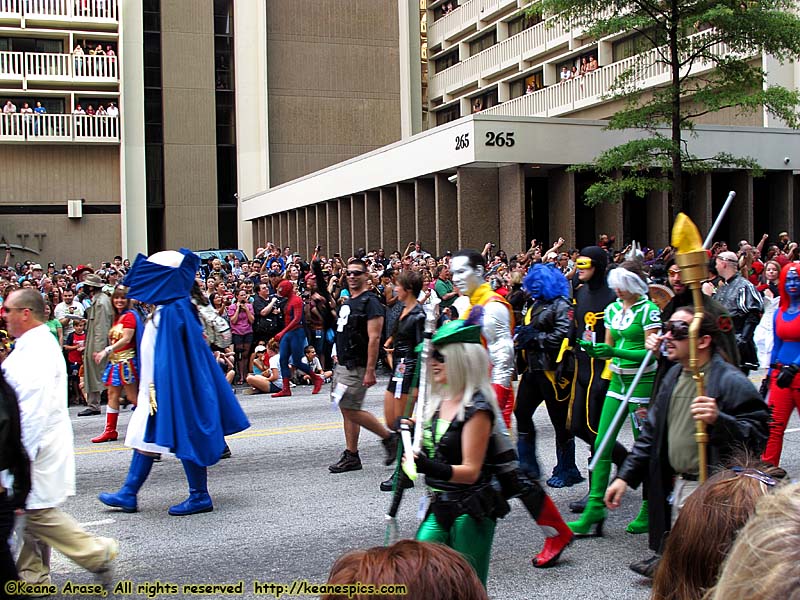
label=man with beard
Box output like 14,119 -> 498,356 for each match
567,247 -> 627,513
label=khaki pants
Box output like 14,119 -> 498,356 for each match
17,507 -> 114,585
671,476 -> 700,526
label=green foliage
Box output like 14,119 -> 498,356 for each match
528,0 -> 800,205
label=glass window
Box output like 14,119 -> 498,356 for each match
511,71 -> 543,97
507,12 -> 541,37
435,105 -> 460,125
469,30 -> 496,56
433,50 -> 458,72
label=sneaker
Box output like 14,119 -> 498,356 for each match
380,474 -> 414,492
77,408 -> 101,416
382,433 -> 399,466
95,537 -> 119,590
629,554 -> 660,578
328,450 -> 362,473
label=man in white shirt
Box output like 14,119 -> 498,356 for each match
54,288 -> 84,338
106,102 -> 119,117
1,289 -> 118,588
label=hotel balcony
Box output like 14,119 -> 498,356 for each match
0,51 -> 118,86
428,14 -> 569,100
0,113 -> 119,142
428,0 -> 520,49
0,0 -> 118,28
480,31 -> 738,118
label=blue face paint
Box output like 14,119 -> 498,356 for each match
786,268 -> 800,302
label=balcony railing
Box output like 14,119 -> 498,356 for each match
0,50 -> 118,83
429,14 -> 570,99
428,0 -> 519,48
481,30 -> 736,118
7,0 -> 119,24
0,113 -> 119,142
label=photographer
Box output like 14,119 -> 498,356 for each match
227,288 -> 254,385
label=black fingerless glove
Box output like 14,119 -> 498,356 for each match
415,453 -> 453,481
776,364 -> 799,389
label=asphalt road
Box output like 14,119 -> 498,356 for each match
44,370 -> 798,600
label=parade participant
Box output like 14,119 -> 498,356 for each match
97,250 -> 249,515
2,289 -> 118,586
91,286 -> 140,443
271,280 -> 323,397
605,306 -> 769,577
81,272 -> 113,416
514,264 -> 582,488
712,250 -> 763,373
570,261 -> 661,536
450,250 -> 515,428
0,361 -> 30,592
567,247 -> 626,513
408,319 -> 509,586
329,258 -> 396,474
762,262 -> 800,467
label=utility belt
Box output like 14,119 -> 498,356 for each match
428,483 -> 510,530
110,349 -> 136,364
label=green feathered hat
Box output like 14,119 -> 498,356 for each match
414,319 -> 483,353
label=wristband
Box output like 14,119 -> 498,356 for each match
415,453 -> 453,481
104,345 -> 113,356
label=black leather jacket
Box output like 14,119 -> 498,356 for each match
617,352 -> 769,552
517,296 -> 572,372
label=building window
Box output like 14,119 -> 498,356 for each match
471,89 -> 498,113
143,0 -> 164,252
435,104 -> 460,125
433,49 -> 458,73
433,1 -> 459,21
507,12 -> 541,37
469,30 -> 497,56
612,32 -> 660,62
214,0 -> 237,248
511,71 -> 543,97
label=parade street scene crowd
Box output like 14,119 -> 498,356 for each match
0,225 -> 799,599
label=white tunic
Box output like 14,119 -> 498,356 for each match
2,324 -> 76,509
124,309 -> 171,455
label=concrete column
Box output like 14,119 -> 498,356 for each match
596,199 -> 623,246
339,197 -> 353,259
457,167 -> 499,250
396,183 -> 416,251
269,215 -> 277,246
767,171 -> 794,239
380,187 -> 399,253
305,206 -> 317,257
276,213 -> 285,248
435,173 -> 458,256
728,172 -> 754,245
647,190 -> 670,250
398,0 -> 423,138
498,165 -> 526,255
365,191 -> 382,252
295,209 -> 307,258
288,210 -> 297,251
688,173 -> 712,234
326,201 -> 339,256
315,204 -> 328,256
549,169 -> 576,250
415,179 -> 436,250
351,194 -> 366,254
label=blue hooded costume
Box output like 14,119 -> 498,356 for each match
98,249 -> 248,516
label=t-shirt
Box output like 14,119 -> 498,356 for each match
54,300 -> 84,336
66,331 -> 86,364
45,319 -> 62,343
301,356 -> 322,373
227,302 -> 254,336
269,354 -> 282,389
434,278 -> 455,309
667,362 -> 712,474
335,291 -> 384,368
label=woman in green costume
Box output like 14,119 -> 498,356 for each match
570,261 -> 661,536
408,318 -> 509,586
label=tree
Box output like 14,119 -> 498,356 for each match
531,0 -> 800,207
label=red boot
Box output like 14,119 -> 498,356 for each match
271,379 -> 292,398
311,372 -> 324,395
492,384 -> 515,429
92,411 -> 119,443
532,495 -> 573,568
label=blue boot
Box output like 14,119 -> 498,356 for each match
169,460 -> 213,516
98,451 -> 155,513
517,432 -> 541,480
547,439 -> 585,488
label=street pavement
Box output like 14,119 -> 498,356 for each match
47,370 -> 798,599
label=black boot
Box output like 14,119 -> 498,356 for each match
568,457 -> 592,513
517,432 -> 541,480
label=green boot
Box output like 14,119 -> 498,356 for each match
626,500 -> 649,534
566,497 -> 606,537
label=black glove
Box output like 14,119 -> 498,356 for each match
415,453 -> 453,481
514,324 -> 539,350
776,364 -> 799,389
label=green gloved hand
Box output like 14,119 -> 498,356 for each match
590,343 -> 615,359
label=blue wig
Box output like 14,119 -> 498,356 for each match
523,263 -> 570,301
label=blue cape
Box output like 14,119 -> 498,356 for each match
123,248 -> 249,466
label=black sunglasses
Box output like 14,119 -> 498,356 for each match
431,349 -> 446,363
345,270 -> 365,277
663,320 -> 690,341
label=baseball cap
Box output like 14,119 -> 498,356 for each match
31,263 -> 42,270
254,345 -> 266,353
717,251 -> 739,263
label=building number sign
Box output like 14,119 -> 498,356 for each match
455,131 -> 516,150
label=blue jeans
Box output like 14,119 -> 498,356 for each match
279,328 -> 312,379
